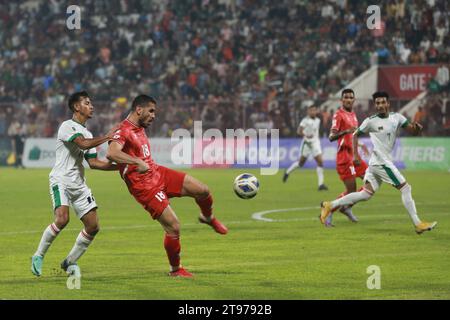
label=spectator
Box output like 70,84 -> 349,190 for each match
7,118 -> 26,168
436,63 -> 449,91
413,106 -> 426,123
0,0 -> 448,138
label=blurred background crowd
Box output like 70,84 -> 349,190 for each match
0,0 -> 449,145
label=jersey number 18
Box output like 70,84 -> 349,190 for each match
142,145 -> 150,157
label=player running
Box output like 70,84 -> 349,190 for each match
31,91 -> 117,277
283,104 -> 328,191
106,95 -> 228,278
320,91 -> 437,234
325,89 -> 369,226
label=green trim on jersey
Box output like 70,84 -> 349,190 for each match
84,153 -> 97,160
52,185 -> 61,209
71,118 -> 86,128
355,128 -> 364,136
401,119 -> 410,128
382,165 -> 401,186
68,133 -> 83,142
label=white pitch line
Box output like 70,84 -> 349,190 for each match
251,202 -> 448,222
252,207 -> 318,222
0,202 -> 447,236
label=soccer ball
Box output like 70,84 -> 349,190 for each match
233,173 -> 259,199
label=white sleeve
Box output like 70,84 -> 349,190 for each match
355,118 -> 371,135
59,122 -> 84,142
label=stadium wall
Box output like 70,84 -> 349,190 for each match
0,138 -> 13,166
17,138 -> 450,171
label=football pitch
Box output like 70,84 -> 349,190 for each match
0,168 -> 449,300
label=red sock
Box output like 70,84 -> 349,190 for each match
164,233 -> 181,270
195,194 -> 213,218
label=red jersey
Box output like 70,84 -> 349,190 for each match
112,119 -> 159,190
331,107 -> 359,165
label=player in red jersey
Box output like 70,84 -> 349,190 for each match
106,95 -> 228,278
324,89 -> 368,226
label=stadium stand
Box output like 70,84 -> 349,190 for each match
0,0 -> 449,139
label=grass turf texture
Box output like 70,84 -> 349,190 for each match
0,168 -> 449,299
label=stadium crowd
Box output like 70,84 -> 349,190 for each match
0,0 -> 449,141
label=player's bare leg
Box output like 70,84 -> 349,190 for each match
31,206 -> 69,276
181,175 -> 228,234
157,206 -> 192,277
61,210 -> 99,277
283,156 -> 306,183
314,154 -> 328,191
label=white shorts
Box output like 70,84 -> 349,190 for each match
49,181 -> 98,219
300,139 -> 322,158
363,163 -> 406,192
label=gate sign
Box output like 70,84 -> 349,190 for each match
378,65 -> 438,99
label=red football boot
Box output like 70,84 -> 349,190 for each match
168,267 -> 193,278
199,216 -> 228,235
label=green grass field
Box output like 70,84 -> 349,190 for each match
0,168 -> 449,299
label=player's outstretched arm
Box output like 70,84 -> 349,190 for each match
72,126 -> 118,150
107,141 -> 149,173
358,141 -> 369,157
329,127 -> 356,142
403,122 -> 423,136
86,158 -> 118,171
352,132 -> 361,166
73,135 -> 111,150
297,126 -> 304,137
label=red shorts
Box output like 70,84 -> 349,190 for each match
129,166 -> 186,219
336,160 -> 368,181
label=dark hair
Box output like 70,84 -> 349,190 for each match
68,91 -> 89,112
341,88 -> 355,98
372,91 -> 389,101
131,95 -> 157,110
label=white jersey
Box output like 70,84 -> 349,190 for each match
356,112 -> 409,166
298,116 -> 321,143
49,119 -> 97,187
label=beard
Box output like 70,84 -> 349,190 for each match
139,118 -> 150,128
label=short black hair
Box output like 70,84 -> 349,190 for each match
131,95 -> 157,110
68,91 -> 89,112
341,88 -> 355,98
372,91 -> 389,101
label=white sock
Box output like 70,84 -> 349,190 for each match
400,184 -> 421,225
66,230 -> 94,264
332,189 -> 373,209
316,166 -> 324,186
34,223 -> 60,257
286,162 -> 299,175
